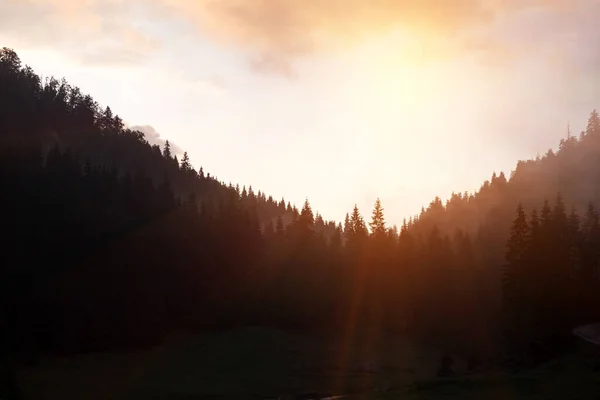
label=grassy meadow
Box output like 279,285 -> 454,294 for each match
14,327 -> 600,400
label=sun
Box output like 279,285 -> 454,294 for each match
327,28 -> 486,208
345,30 -> 449,132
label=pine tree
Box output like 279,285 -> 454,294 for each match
585,109 -> 600,136
299,199 -> 315,229
314,213 -> 325,231
502,203 -> 529,317
369,198 -> 386,237
398,221 -> 416,267
352,205 -> 367,236
180,152 -> 192,173
163,140 -> 172,159
345,205 -> 368,253
113,114 -> 124,132
350,205 -> 368,238
343,213 -> 351,240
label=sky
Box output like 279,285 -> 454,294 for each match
1,0 -> 600,226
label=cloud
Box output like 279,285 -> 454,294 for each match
159,0 -> 577,72
2,0 -> 597,75
76,25 -> 161,67
0,0 -> 161,66
248,53 -> 296,78
130,124 -> 184,158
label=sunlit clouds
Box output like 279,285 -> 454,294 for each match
161,0 -> 566,70
2,0 -> 594,70
0,0 -> 160,66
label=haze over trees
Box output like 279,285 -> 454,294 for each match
1,46 -> 600,372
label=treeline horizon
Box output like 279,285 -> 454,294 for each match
2,47 -> 600,368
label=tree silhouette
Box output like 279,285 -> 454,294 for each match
502,204 -> 530,351
369,198 -> 386,237
163,140 -> 172,159
180,151 -> 192,173
586,109 -> 600,136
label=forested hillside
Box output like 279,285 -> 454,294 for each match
409,110 -> 600,266
0,47 -> 335,234
1,46 -> 600,372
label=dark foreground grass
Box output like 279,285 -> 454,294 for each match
15,328 -> 600,400
358,350 -> 600,400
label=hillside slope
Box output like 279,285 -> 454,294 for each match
409,110 -> 600,265
0,47 -> 338,233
